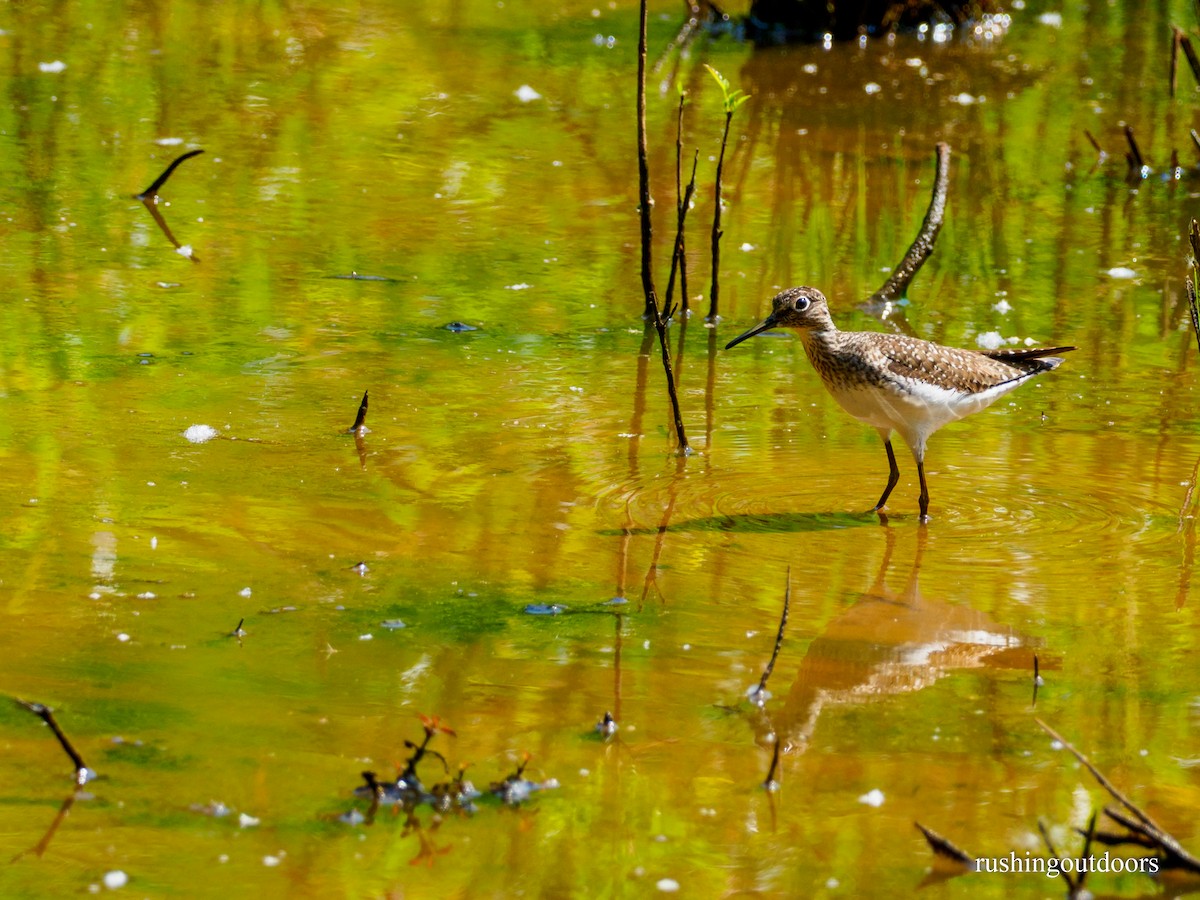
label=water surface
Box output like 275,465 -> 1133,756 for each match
1,1 -> 1198,897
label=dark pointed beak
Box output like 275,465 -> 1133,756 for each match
725,314 -> 780,350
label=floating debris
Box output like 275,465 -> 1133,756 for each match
38,60 -> 66,73
341,717 -> 556,828
190,801 -> 232,818
524,603 -> 566,616
1106,266 -> 1137,279
514,85 -> 542,103
325,272 -> 399,282
745,685 -> 770,707
443,321 -> 478,332
595,711 -> 618,738
380,619 -> 406,630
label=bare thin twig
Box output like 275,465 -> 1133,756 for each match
708,109 -> 735,321
636,0 -> 689,452
637,0 -> 656,321
1187,220 -> 1200,355
755,566 -> 791,697
1037,818 -> 1080,893
1076,811 -> 1098,892
667,151 -> 699,315
867,142 -> 951,306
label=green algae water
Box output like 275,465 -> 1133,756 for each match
1,1 -> 1199,897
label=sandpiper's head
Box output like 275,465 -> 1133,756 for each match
724,287 -> 831,349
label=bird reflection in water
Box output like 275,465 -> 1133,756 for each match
755,526 -> 1043,755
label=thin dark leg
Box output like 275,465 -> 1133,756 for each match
917,459 -> 930,521
872,439 -> 901,511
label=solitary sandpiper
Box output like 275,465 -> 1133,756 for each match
725,286 -> 1075,520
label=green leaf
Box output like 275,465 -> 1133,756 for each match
704,64 -> 751,114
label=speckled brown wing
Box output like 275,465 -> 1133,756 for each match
874,335 -> 1040,395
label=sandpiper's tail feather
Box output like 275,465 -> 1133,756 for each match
980,345 -> 1076,370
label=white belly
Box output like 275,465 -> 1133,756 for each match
827,377 -> 1023,449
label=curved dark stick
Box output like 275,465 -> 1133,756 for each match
867,142 -> 951,307
135,148 -> 205,200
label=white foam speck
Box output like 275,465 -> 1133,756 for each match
184,424 -> 218,444
976,331 -> 1006,350
1037,11 -> 1063,27
102,870 -> 128,890
1106,266 -> 1136,279
515,85 -> 542,103
656,879 -> 680,892
38,60 -> 67,73
858,788 -> 885,807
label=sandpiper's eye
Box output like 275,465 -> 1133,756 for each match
794,297 -> 810,311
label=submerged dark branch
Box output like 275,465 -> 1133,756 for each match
867,142 -> 951,306
349,390 -> 369,434
1036,718 -> 1200,873
16,700 -> 92,785
1176,28 -> 1200,90
914,821 -> 974,868
1124,124 -> 1146,171
762,738 -> 781,791
135,149 -> 204,201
